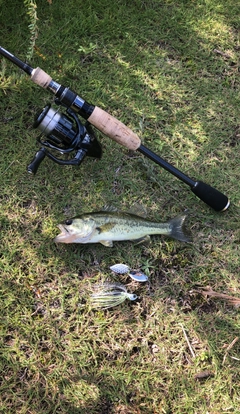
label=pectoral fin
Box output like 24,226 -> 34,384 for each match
96,223 -> 115,233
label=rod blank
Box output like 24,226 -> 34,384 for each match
0,46 -> 33,75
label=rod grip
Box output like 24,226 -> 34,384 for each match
191,181 -> 230,211
31,67 -> 52,88
87,106 -> 141,150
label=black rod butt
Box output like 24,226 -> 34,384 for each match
191,181 -> 230,212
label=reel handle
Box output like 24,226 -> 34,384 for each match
27,148 -> 46,174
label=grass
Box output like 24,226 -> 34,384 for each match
0,0 -> 240,412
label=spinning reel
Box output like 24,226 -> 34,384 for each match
28,101 -> 102,174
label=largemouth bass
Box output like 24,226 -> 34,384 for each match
54,210 -> 191,246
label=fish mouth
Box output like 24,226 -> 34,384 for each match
54,220 -> 97,244
54,224 -> 70,242
54,224 -> 94,243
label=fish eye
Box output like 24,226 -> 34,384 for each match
65,219 -> 73,225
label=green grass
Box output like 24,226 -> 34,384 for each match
0,0 -> 240,413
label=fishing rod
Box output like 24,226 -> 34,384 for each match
0,46 -> 230,212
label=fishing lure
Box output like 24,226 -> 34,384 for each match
109,263 -> 130,274
110,263 -> 148,282
90,283 -> 138,309
128,271 -> 148,282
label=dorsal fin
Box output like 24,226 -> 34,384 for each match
128,203 -> 148,218
102,203 -> 147,217
102,205 -> 119,212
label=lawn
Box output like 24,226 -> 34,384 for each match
0,0 -> 239,413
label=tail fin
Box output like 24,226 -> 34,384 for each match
168,214 -> 191,242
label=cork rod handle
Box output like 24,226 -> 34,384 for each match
31,67 -> 52,88
88,106 -> 141,150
